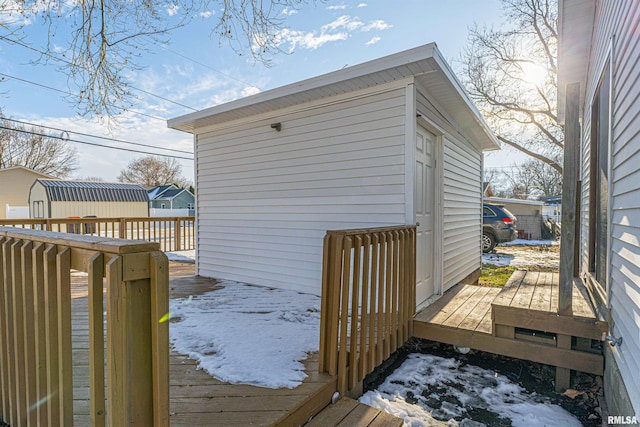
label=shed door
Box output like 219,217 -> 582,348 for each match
415,127 -> 435,307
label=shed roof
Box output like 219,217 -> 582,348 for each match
168,43 -> 499,151
35,180 -> 149,202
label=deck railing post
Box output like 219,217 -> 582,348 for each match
175,218 -> 182,252
0,227 -> 170,426
319,225 -> 416,397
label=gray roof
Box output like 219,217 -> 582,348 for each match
152,188 -> 185,200
37,180 -> 149,202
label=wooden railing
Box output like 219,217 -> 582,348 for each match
319,225 -> 416,396
0,227 -> 169,426
0,216 -> 195,252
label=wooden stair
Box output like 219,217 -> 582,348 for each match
304,398 -> 403,427
413,270 -> 608,391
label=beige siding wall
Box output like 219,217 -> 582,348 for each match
195,85 -> 408,295
416,88 -> 483,292
50,202 -> 148,218
578,0 -> 640,412
0,168 -> 48,219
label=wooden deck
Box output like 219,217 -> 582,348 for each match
69,262 -> 399,426
413,270 -> 608,387
305,397 -> 403,427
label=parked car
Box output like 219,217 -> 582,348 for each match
482,203 -> 517,252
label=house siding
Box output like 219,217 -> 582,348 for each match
0,168 -> 50,219
578,0 -> 640,414
416,88 -> 483,293
195,85 -> 408,295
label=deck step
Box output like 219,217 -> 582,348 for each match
412,271 -> 608,380
304,397 -> 403,427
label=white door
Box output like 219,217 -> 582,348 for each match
415,127 -> 435,307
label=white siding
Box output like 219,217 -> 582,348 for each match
579,0 -> 640,411
195,86 -> 408,295
441,136 -> 483,291
416,88 -> 483,292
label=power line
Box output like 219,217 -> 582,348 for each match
2,117 -> 193,155
0,34 -> 199,112
0,71 -> 168,122
0,124 -> 194,160
163,45 -> 256,88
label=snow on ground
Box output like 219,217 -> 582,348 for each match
482,240 -> 559,269
166,250 -> 196,263
169,280 -> 321,389
360,354 -> 581,427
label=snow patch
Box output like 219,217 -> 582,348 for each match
360,354 -> 581,427
169,280 -> 320,389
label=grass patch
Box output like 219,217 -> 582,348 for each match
479,265 -> 516,288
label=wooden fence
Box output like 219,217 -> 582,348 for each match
319,225 -> 416,396
0,216 -> 195,252
0,226 -> 169,426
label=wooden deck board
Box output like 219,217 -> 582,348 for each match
529,272 -> 552,312
414,271 -> 607,378
69,262 -> 336,427
306,398 -> 403,427
466,287 -> 500,334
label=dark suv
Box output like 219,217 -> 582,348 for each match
482,203 -> 517,252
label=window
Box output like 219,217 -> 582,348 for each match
187,203 -> 194,210
483,206 -> 496,216
588,62 -> 610,286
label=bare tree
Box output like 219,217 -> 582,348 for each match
461,0 -> 562,173
117,155 -> 191,188
0,117 -> 77,178
498,158 -> 562,199
4,0 -> 307,117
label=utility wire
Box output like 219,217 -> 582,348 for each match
0,124 -> 194,160
163,45 -> 256,88
2,117 -> 193,155
0,71 -> 168,122
0,34 -> 199,112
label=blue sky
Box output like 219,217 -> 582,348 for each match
0,0 -> 520,182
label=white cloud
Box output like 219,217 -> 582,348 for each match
276,28 -> 348,51
365,36 -> 381,46
167,4 -> 179,16
322,15 -> 363,32
362,20 -> 391,31
357,3 -> 368,7
326,4 -> 347,10
281,7 -> 298,16
241,86 -> 261,97
199,10 -> 214,18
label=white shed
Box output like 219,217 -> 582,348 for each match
559,0 -> 640,418
168,43 -> 499,306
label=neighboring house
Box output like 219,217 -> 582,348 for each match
482,181 -> 495,198
0,166 -> 53,219
29,179 -> 149,218
168,43 -> 499,304
485,197 -> 544,240
148,184 -> 195,213
559,0 -> 639,418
